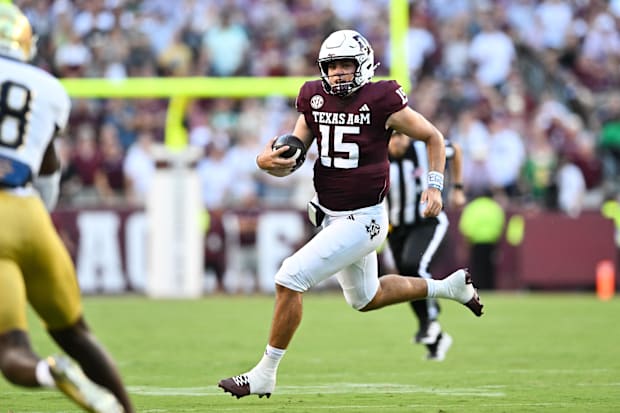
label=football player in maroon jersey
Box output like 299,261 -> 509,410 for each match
219,30 -> 483,399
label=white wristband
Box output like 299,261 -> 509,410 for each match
427,171 -> 444,192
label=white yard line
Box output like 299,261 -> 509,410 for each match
194,404 -> 585,412
128,383 -> 506,397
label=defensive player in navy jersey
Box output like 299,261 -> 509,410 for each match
219,29 -> 483,399
0,4 -> 133,412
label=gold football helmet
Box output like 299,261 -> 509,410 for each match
0,3 -> 34,61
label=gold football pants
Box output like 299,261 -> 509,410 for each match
0,191 -> 82,334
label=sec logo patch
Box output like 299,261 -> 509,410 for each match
310,95 -> 324,110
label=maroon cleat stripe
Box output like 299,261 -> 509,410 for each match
464,293 -> 484,317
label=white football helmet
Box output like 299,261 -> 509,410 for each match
0,3 -> 36,61
317,30 -> 378,96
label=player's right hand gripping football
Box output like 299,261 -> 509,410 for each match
256,136 -> 297,177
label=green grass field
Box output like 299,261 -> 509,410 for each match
1,292 -> 619,412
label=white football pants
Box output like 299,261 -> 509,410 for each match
274,201 -> 388,310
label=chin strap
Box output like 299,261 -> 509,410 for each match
33,170 -> 61,211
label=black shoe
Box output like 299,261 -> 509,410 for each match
413,320 -> 441,345
426,333 -> 453,361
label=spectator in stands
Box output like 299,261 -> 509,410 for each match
54,29 -> 91,77
505,0 -> 538,47
555,152 -> 587,218
576,12 -> 620,91
48,8 -> 76,66
200,8 -> 250,76
196,134 -> 237,210
406,8 -> 437,85
95,24 -> 131,79
250,32 -> 288,76
450,108 -> 491,198
56,137 -> 81,206
209,98 -> 239,134
69,124 -> 103,206
136,6 -> 177,60
438,18 -> 470,80
532,95 -> 602,195
131,98 -> 167,142
123,130 -> 156,206
437,76 -> 476,120
22,0 -> 53,43
68,99 -> 100,134
485,111 -> 527,199
72,0 -> 115,38
467,9 -> 516,88
523,127 -> 558,208
102,98 -> 138,151
427,0 -> 471,23
225,133 -> 261,208
561,115 -> 603,193
94,123 -> 127,205
157,28 -> 193,76
197,132 -> 258,210
125,27 -> 157,75
534,0 -> 574,51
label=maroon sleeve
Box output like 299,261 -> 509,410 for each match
373,80 -> 408,120
295,81 -> 314,113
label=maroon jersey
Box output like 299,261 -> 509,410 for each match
296,79 -> 408,210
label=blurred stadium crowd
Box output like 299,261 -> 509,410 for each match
14,0 -> 620,216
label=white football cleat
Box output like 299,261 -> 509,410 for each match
444,269 -> 483,316
48,355 -> 124,413
219,369 -> 275,399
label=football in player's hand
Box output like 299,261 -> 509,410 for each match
272,134 -> 306,171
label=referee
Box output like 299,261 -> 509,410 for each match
385,131 -> 465,360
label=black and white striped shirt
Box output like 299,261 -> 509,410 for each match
388,140 -> 455,227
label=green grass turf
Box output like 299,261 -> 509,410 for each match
1,292 -> 619,412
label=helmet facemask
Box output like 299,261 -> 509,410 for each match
317,30 -> 378,96
318,58 -> 359,96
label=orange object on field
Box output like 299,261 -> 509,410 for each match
596,260 -> 615,301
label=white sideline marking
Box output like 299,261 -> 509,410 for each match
128,383 -> 505,397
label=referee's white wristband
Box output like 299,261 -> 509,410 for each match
427,171 -> 444,192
